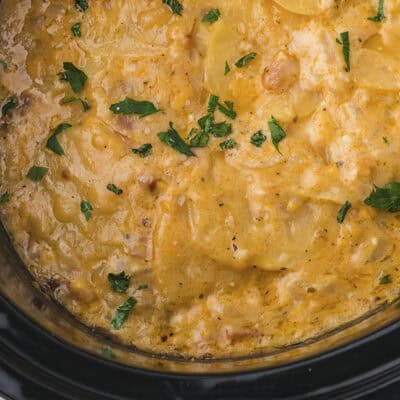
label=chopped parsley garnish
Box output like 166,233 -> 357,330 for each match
235,52 -> 257,68
107,184 -> 123,196
101,347 -> 115,359
162,0 -> 183,15
75,0 -> 89,12
60,96 -> 91,112
132,143 -> 153,158
46,123 -> 72,155
337,201 -> 352,224
337,32 -> 350,72
108,271 -> 131,293
364,183 -> 400,212
379,274 -> 391,285
71,23 -> 81,37
80,201 -> 93,221
109,97 -> 159,117
2,96 -> 18,117
112,297 -> 137,330
59,62 -> 88,93
26,166 -> 49,181
198,113 -> 214,133
383,136 -> 389,144
137,284 -> 149,290
211,121 -> 232,137
220,139 -> 237,150
202,9 -> 220,23
268,116 -> 286,153
208,95 -> 219,113
251,131 -> 267,147
368,0 -> 385,22
217,101 -> 237,120
190,130 -> 209,147
0,192 -> 10,204
224,61 -> 231,76
158,122 -> 195,156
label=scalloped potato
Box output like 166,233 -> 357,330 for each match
1,0 -> 400,358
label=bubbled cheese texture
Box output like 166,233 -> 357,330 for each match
1,0 -> 400,357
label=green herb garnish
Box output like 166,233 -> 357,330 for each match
337,201 -> 352,224
80,201 -> 93,221
190,130 -> 209,147
337,32 -> 350,72
368,0 -> 385,22
60,96 -> 91,112
75,0 -> 89,12
59,62 -> 88,93
217,101 -> 236,120
364,183 -> 400,212
208,95 -> 219,113
235,52 -> 257,68
202,9 -> 220,23
379,274 -> 391,285
71,23 -> 81,37
132,143 -> 153,158
220,139 -> 237,150
112,297 -> 137,330
137,284 -> 149,290
2,96 -> 18,117
268,116 -> 286,153
108,271 -> 131,293
109,97 -> 159,117
211,121 -> 232,137
106,184 -> 123,196
46,123 -> 72,155
26,166 -> 48,182
0,192 -> 10,204
101,347 -> 116,359
224,61 -> 231,76
251,131 -> 267,147
162,0 -> 183,15
158,122 -> 195,156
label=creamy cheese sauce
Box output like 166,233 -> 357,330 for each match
1,0 -> 400,357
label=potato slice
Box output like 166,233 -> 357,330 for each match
273,0 -> 334,15
352,48 -> 400,91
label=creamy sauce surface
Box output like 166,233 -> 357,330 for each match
1,0 -> 400,357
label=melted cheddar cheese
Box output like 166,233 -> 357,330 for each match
1,0 -> 400,358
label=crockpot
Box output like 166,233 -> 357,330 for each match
1,223 -> 400,400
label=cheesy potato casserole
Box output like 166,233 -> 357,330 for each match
1,0 -> 400,358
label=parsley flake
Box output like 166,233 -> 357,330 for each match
80,201 -> 93,221
107,184 -> 123,196
368,0 -> 385,22
217,100 -> 237,120
0,192 -> 10,204
337,201 -> 352,224
46,123 -> 72,156
71,23 -> 81,37
224,61 -> 231,76
158,123 -> 195,156
110,97 -> 159,117
202,9 -> 220,23
364,182 -> 400,212
59,62 -> 88,93
112,297 -> 137,330
235,52 -> 257,68
162,0 -> 183,15
75,0 -> 89,12
2,96 -> 18,117
132,143 -> 153,158
137,284 -> 149,290
251,131 -> 267,147
220,139 -> 237,150
190,130 -> 209,148
26,166 -> 48,182
101,347 -> 116,359
108,271 -> 131,293
268,116 -> 286,153
208,95 -> 219,113
379,274 -> 391,285
337,32 -> 350,72
60,96 -> 91,112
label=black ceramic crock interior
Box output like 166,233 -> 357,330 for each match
2,218 -> 400,400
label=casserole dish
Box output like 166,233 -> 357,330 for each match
2,1 -> 400,398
